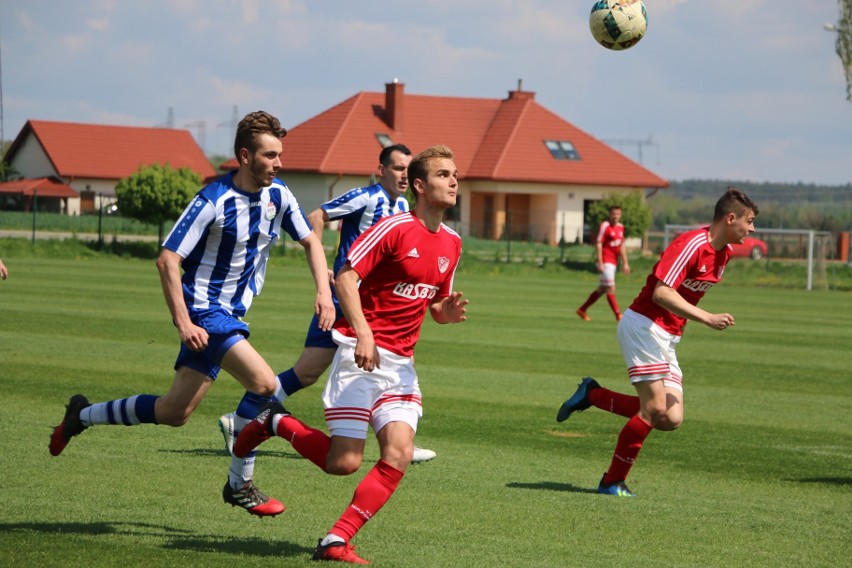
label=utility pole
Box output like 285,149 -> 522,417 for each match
217,106 -> 239,155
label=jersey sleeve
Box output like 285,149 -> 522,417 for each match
278,187 -> 312,242
654,232 -> 699,289
322,187 -> 369,221
162,195 -> 216,257
345,217 -> 399,279
596,221 -> 610,245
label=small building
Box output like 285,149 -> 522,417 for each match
2,120 -> 216,215
0,176 -> 78,213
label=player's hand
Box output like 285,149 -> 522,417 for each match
315,292 -> 336,331
623,264 -> 631,276
354,336 -> 380,372
706,313 -> 735,331
327,268 -> 335,287
179,322 -> 209,351
442,292 -> 469,323
596,262 -> 604,273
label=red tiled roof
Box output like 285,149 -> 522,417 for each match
0,177 -> 78,198
279,86 -> 668,188
6,120 -> 216,181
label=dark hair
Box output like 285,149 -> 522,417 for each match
379,144 -> 412,167
609,204 -> 622,212
234,111 -> 287,160
713,186 -> 759,221
408,145 -> 454,185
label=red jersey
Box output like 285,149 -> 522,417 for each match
334,212 -> 462,357
629,228 -> 732,336
597,221 -> 625,265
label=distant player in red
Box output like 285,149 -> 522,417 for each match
577,204 -> 630,322
558,187 -> 759,496
234,145 -> 468,564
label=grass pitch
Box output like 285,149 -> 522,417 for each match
1,255 -> 850,567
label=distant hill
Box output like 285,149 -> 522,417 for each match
651,180 -> 852,232
666,179 -> 852,205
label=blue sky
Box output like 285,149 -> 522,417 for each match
2,0 -> 850,185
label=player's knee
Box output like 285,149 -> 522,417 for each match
324,455 -> 362,476
156,406 -> 192,427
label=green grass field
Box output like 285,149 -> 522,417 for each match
1,253 -> 850,567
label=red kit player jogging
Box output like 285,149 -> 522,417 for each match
558,187 -> 758,497
577,204 -> 630,322
234,145 -> 468,564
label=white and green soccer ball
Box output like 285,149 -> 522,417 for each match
589,0 -> 648,51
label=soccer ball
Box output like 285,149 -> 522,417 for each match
589,0 -> 647,51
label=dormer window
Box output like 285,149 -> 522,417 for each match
545,140 -> 580,160
376,133 -> 394,147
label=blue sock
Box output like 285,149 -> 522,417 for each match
79,394 -> 159,426
277,368 -> 304,399
235,391 -> 270,420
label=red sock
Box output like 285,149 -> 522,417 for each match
275,415 -> 330,471
580,290 -> 602,311
588,387 -> 640,418
606,293 -> 620,316
331,460 -> 404,541
603,414 -> 653,484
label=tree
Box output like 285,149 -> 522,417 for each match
588,191 -> 652,239
831,0 -> 852,102
115,163 -> 202,242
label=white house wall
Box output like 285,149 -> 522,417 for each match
8,134 -> 56,178
458,181 -> 643,245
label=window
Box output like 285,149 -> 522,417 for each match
545,140 -> 580,160
376,133 -> 393,147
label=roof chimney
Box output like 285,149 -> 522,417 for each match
385,79 -> 404,132
508,78 -> 535,101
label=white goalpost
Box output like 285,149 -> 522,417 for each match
663,225 -> 834,291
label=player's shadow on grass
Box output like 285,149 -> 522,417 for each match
793,476 -> 852,486
158,448 -> 301,459
561,259 -> 597,273
0,521 -> 313,558
505,481 -> 597,494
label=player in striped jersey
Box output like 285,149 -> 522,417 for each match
48,112 -> 334,517
218,144 -> 438,465
233,145 -> 467,564
557,187 -> 758,496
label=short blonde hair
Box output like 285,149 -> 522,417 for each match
408,145 -> 454,185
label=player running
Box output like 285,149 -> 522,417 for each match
49,111 -> 334,518
576,204 -> 630,322
218,145 -> 437,502
558,187 -> 759,496
234,145 -> 467,564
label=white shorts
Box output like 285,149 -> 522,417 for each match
599,263 -> 617,287
616,309 -> 684,392
322,333 -> 422,439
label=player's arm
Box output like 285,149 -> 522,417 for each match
652,281 -> 734,331
335,265 -> 380,371
307,207 -> 330,243
429,292 -> 469,324
155,248 -> 208,351
595,241 -> 604,272
620,241 -> 630,275
297,231 -> 335,331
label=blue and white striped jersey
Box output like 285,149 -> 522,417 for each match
162,173 -> 312,318
322,182 -> 409,275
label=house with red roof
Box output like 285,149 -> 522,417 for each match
270,81 -> 668,245
2,120 -> 215,215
